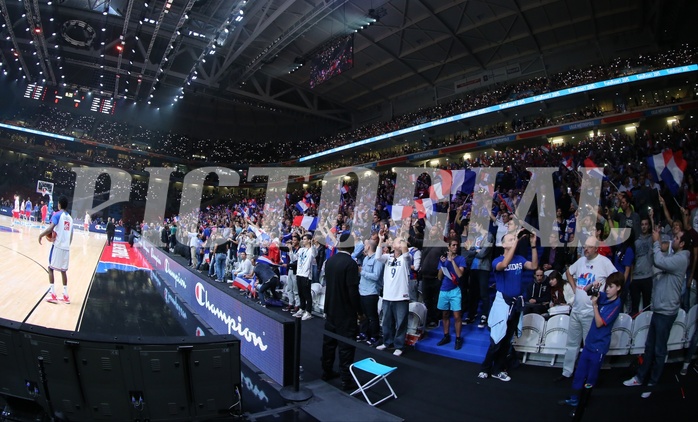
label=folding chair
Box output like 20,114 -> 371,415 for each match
349,358 -> 398,406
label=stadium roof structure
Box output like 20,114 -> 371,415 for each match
1,0 -> 695,130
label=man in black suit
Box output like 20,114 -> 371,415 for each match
106,218 -> 116,246
321,233 -> 363,391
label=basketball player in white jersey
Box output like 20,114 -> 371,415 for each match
84,211 -> 91,235
38,196 -> 74,304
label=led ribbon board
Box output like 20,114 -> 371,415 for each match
298,64 -> 698,162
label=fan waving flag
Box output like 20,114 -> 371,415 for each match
295,199 -> 309,213
562,155 -> 574,170
232,275 -> 256,292
648,150 -> 687,195
414,198 -> 435,219
449,170 -> 465,196
429,182 -> 448,201
292,215 -> 318,230
388,205 -> 413,221
583,158 -> 605,180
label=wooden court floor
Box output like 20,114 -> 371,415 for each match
0,215 -> 105,331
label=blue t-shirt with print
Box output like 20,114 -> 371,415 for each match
438,255 -> 466,291
492,255 -> 528,298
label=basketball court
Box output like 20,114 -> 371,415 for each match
0,214 -> 104,330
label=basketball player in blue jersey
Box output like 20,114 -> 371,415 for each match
478,230 -> 538,382
38,196 -> 74,304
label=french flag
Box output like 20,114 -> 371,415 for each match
340,184 -> 350,195
232,275 -> 256,292
450,170 -> 465,196
429,182 -> 447,201
414,198 -> 435,219
388,205 -> 413,221
583,158 -> 605,180
648,150 -> 687,195
441,265 -> 458,285
292,215 -> 318,230
256,255 -> 277,266
295,199 -> 309,213
562,156 -> 574,170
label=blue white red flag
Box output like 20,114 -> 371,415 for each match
295,199 -> 309,213
414,198 -> 435,219
562,156 -> 574,170
292,215 -> 318,230
388,205 -> 413,221
647,150 -> 687,195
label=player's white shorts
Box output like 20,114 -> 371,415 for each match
48,246 -> 70,272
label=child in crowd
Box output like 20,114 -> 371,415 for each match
559,272 -> 624,408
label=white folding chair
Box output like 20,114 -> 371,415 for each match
311,283 -> 325,314
539,314 -> 570,365
349,358 -> 398,406
607,313 -> 633,356
630,311 -> 653,355
667,308 -> 687,352
405,302 -> 427,346
685,305 -> 697,348
513,313 -> 545,362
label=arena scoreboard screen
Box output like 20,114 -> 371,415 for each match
23,83 -> 46,101
90,96 -> 115,114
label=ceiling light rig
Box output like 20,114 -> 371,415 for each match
42,0 -> 67,86
147,0 -> 197,105
112,0 -> 135,99
236,0 -> 348,86
134,0 -> 175,102
0,1 -> 31,80
181,0 -> 247,94
22,0 -> 57,84
96,0 -> 111,97
30,0 -> 59,86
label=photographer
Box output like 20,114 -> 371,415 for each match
559,272 -> 623,409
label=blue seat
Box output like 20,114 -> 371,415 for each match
349,358 -> 398,406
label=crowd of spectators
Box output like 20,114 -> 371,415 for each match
1,46 -> 695,170
135,121 -> 697,382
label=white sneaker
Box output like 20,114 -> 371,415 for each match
393,349 -> 403,357
301,312 -> 313,321
375,344 -> 388,351
477,372 -> 488,379
640,392 -> 652,399
491,372 -> 511,382
680,363 -> 689,376
292,309 -> 305,318
623,376 -> 641,387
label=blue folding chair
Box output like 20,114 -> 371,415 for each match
349,358 -> 398,406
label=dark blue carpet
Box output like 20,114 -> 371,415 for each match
415,318 -> 491,363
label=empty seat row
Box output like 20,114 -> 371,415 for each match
513,305 -> 697,364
